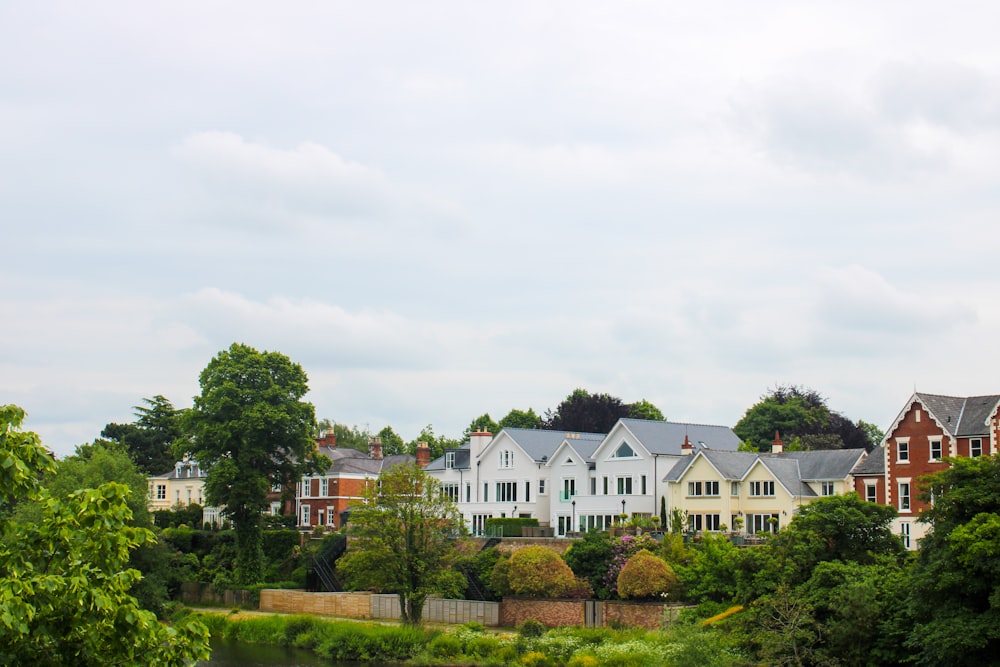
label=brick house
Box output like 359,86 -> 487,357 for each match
881,392 -> 1000,548
850,444 -> 886,505
294,434 -> 421,530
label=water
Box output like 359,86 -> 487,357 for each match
197,639 -> 390,666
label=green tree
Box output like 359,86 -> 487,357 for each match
734,385 -> 870,451
182,343 -> 324,584
857,419 -> 885,450
377,425 -> 406,456
406,424 -> 458,462
0,405 -> 209,665
336,463 -> 463,624
543,388 -> 629,433
498,407 -> 542,430
628,399 -> 665,421
906,455 -> 1000,665
497,546 -> 590,598
564,530 -> 614,596
102,395 -> 183,475
463,413 -> 499,439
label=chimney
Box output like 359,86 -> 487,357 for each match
681,434 -> 694,456
469,430 -> 493,461
316,430 -> 337,448
772,431 -> 784,454
415,440 -> 430,468
369,435 -> 383,460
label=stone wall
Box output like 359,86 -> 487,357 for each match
501,598 -> 585,628
259,590 -> 372,618
604,601 -> 680,630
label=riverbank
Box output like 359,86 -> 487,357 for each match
186,607 -> 741,666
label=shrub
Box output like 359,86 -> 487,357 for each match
428,633 -> 463,659
522,650 -> 555,667
617,550 -> 678,600
505,546 -> 588,598
519,618 -> 546,638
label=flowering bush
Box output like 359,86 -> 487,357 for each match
502,546 -> 593,598
602,534 -> 660,598
617,549 -> 678,600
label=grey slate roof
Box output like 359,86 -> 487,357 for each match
850,445 -> 884,475
916,392 -> 1000,437
620,418 -> 743,455
425,445 -> 471,472
154,461 -> 207,480
316,446 -> 416,475
664,448 -> 867,497
502,427 -> 606,462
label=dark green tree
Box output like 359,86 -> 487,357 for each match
498,407 -> 543,430
182,343 -> 325,584
734,385 -> 870,451
564,530 -> 614,597
336,463 -> 463,624
543,388 -> 629,433
101,395 -> 183,475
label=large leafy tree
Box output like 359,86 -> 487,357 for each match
182,343 -> 324,585
906,455 -> 1000,665
463,413 -> 499,439
101,395 -> 183,475
628,399 -> 665,421
0,405 -> 209,665
336,463 -> 463,624
498,407 -> 543,430
734,385 -> 870,451
377,425 -> 406,456
544,389 -> 630,433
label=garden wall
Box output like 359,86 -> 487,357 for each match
501,598 -> 585,628
259,590 -> 500,626
604,601 -> 683,630
179,582 -> 256,608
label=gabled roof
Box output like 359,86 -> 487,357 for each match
851,445 -> 884,475
546,435 -> 604,468
664,448 -> 867,496
616,418 -> 742,456
489,427 -> 606,463
315,445 -> 416,475
886,392 -> 1000,440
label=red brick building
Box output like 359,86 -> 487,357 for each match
294,435 -> 424,531
880,392 -> 1000,548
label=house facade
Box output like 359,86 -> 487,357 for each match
147,458 -> 222,526
879,392 -> 1000,548
665,444 -> 867,535
295,435 -> 419,531
425,419 -> 744,536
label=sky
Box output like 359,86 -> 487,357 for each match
4,2 -> 1000,458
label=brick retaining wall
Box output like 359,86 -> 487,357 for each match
501,598 -> 585,628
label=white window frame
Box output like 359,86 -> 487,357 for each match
538,479 -> 546,495
499,450 -> 514,469
929,440 -> 942,462
320,477 -> 328,497
445,451 -> 456,469
301,504 -> 310,526
704,514 -> 721,532
896,438 -> 910,463
821,481 -> 835,496
971,438 -> 983,458
617,476 -> 633,495
496,481 -> 517,503
731,482 -> 739,497
900,521 -> 911,549
613,442 -> 637,458
750,480 -> 775,497
898,480 -> 911,512
156,484 -> 166,501
442,482 -> 460,502
866,483 -> 877,503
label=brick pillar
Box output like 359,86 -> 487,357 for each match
416,441 -> 430,468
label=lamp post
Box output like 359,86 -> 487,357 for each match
621,498 -> 626,524
571,500 -> 576,532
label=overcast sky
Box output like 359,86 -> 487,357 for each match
5,2 -> 1000,458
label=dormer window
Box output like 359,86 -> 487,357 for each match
613,442 -> 636,458
445,452 -> 456,469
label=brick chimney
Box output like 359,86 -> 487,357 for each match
316,430 -> 337,448
415,440 -> 430,468
772,431 -> 784,454
368,435 -> 383,460
681,434 -> 694,456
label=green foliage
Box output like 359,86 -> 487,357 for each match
857,419 -> 885,450
337,463 -> 462,624
499,407 -> 543,430
183,343 -> 323,585
464,413 -> 500,438
564,530 -> 614,597
627,399 -> 665,421
405,424 -> 460,461
617,549 -> 677,600
734,384 -> 870,451
519,618 -> 547,637
906,455 -> 1000,665
101,395 -> 184,475
674,533 -> 739,604
503,546 -> 591,598
376,425 -> 406,456
0,405 -> 209,665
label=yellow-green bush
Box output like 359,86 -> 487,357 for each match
617,549 -> 678,600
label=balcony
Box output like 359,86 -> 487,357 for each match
559,490 -> 577,502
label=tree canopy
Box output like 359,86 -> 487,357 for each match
498,407 -> 543,430
733,385 -> 872,451
181,343 -> 325,584
336,463 -> 463,624
0,405 -> 209,665
101,395 -> 183,475
543,389 -> 631,433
